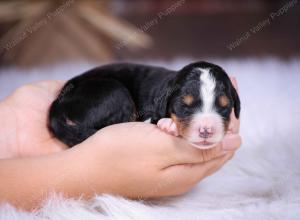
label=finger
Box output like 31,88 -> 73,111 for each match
25,81 -> 65,105
222,134 -> 241,151
164,139 -> 226,166
31,80 -> 64,95
107,123 -> 225,167
187,151 -> 235,185
228,109 -> 240,134
229,76 -> 239,92
203,151 -> 235,177
228,76 -> 240,133
162,151 -> 234,189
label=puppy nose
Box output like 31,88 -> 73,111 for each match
199,127 -> 214,138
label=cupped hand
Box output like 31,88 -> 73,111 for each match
71,119 -> 240,199
0,81 -> 68,158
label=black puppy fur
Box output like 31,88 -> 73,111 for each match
48,62 -> 240,147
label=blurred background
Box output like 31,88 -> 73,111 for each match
0,0 -> 299,67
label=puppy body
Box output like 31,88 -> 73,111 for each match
49,62 -> 240,147
49,63 -> 176,146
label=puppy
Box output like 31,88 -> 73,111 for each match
48,61 -> 240,148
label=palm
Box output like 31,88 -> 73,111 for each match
1,81 -> 67,157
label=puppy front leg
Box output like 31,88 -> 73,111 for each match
157,118 -> 179,136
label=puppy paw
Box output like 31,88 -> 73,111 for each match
157,118 -> 179,136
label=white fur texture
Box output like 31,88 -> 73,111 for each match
1,58 -> 300,220
199,68 -> 216,113
188,112 -> 224,147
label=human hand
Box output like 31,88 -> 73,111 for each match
223,77 -> 241,150
70,119 -> 240,199
0,120 -> 240,211
0,81 -> 68,158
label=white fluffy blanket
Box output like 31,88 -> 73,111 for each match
0,58 -> 300,220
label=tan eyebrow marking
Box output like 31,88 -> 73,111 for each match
183,95 -> 194,106
219,95 -> 229,107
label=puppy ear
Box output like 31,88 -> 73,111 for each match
230,85 -> 241,119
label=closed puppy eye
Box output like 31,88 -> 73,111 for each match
182,95 -> 194,106
218,95 -> 229,107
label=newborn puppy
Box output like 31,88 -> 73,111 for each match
48,61 -> 240,148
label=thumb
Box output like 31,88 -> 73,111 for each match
185,151 -> 235,185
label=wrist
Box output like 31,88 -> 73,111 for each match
62,139 -> 110,198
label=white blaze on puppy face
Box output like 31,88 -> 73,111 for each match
199,68 -> 216,113
184,68 -> 225,148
